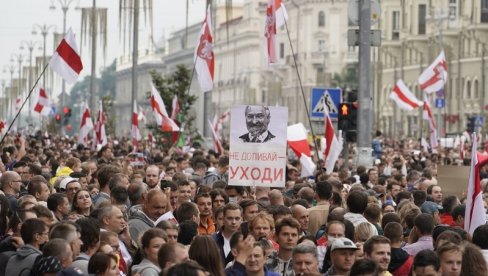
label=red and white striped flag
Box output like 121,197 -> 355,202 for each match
171,95 -> 180,121
33,86 -> 52,116
465,133 -> 488,234
422,97 -> 438,148
208,120 -> 223,155
389,80 -> 423,111
49,28 -> 83,84
263,0 -> 287,64
132,100 -> 141,150
323,107 -> 342,174
94,101 -> 107,146
138,105 -> 146,123
418,51 -> 447,94
212,109 -> 231,139
195,5 -> 214,92
150,83 -> 180,132
287,123 -> 316,177
78,103 -> 93,146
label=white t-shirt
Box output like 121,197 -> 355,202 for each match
223,236 -> 231,257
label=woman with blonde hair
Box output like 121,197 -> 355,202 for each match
354,222 -> 374,259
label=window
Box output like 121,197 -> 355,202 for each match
449,0 -> 457,20
318,40 -> 326,52
279,43 -> 285,59
466,80 -> 472,98
318,11 -> 325,27
418,4 -> 427,35
392,11 -> 400,40
474,80 -> 479,98
482,0 -> 488,23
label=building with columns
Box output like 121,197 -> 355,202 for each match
376,0 -> 488,138
114,0 -> 357,137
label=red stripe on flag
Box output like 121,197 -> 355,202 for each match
57,39 -> 83,74
393,85 -> 420,108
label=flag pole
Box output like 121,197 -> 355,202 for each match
0,63 -> 50,146
283,20 -> 321,164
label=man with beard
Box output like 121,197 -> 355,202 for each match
239,105 -> 275,143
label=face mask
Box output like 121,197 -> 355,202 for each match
229,196 -> 238,203
258,198 -> 271,208
327,236 -> 336,245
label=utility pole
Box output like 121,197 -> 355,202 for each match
131,0 -> 139,132
357,0 -> 373,167
20,40 -> 40,126
90,0 -> 97,112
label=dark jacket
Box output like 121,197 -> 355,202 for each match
212,231 -> 234,265
238,131 -> 275,143
389,247 -> 413,276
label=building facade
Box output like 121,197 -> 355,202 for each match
377,0 -> 488,138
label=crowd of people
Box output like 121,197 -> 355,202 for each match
0,132 -> 487,276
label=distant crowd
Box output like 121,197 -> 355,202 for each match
0,132 -> 486,276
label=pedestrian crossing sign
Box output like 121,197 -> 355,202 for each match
310,88 -> 342,119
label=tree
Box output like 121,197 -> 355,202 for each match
331,64 -> 359,90
147,65 -> 198,150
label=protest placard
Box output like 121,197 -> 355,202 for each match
228,105 -> 288,187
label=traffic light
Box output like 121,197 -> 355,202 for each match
467,116 -> 476,133
338,102 -> 358,142
63,106 -> 72,125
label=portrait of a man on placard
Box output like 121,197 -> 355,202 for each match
238,105 -> 275,143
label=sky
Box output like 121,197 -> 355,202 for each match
0,0 -> 206,89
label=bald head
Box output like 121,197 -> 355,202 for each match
291,204 -> 309,231
143,190 -> 168,221
0,171 -> 22,195
270,189 -> 284,206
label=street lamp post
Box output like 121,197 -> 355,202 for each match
32,24 -> 56,97
50,0 -> 77,116
20,40 -> 40,125
11,53 -> 25,128
3,65 -> 15,119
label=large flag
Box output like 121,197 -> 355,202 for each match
287,123 -> 316,177
422,97 -> 438,148
78,103 -> 93,146
208,120 -> 223,155
465,133 -> 488,234
212,109 -> 231,139
323,107 -> 342,174
418,51 -> 447,94
33,86 -> 52,116
389,80 -> 423,111
49,28 -> 83,84
264,0 -> 287,64
171,95 -> 180,121
195,5 -> 214,92
150,83 -> 180,132
94,101 -> 107,146
132,100 -> 141,150
138,105 -> 146,123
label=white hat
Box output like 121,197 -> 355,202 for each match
60,177 -> 79,190
330,237 -> 358,252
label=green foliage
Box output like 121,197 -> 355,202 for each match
332,65 -> 359,90
146,65 -> 198,150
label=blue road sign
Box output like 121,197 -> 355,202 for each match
434,98 -> 445,109
310,88 -> 342,119
474,115 -> 484,127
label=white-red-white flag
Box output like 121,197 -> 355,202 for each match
33,86 -> 52,116
422,98 -> 438,148
287,123 -> 316,177
418,51 -> 447,94
78,103 -> 93,146
195,5 -> 214,92
389,80 -> 423,111
138,105 -> 146,123
132,100 -> 141,150
323,108 -> 342,174
150,83 -> 180,132
49,28 -> 83,84
208,120 -> 223,155
94,101 -> 107,146
263,0 -> 287,64
212,109 -> 231,139
465,133 -> 488,234
171,95 -> 180,121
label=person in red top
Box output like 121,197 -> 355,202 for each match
440,195 -> 460,225
450,205 -> 465,228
